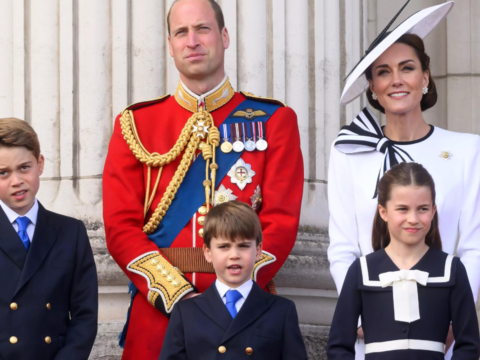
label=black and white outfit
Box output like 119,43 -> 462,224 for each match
328,108 -> 480,299
328,108 -> 480,359
329,2 -> 480,359
327,247 -> 480,359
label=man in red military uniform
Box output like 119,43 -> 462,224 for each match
103,0 -> 304,359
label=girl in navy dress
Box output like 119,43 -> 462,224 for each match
327,162 -> 480,360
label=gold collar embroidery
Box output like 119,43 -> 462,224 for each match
174,77 -> 235,113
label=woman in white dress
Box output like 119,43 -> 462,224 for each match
327,2 -> 480,359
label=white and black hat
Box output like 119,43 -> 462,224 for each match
340,1 -> 454,106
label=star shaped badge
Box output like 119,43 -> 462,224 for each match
192,120 -> 210,138
214,185 -> 238,206
227,158 -> 256,190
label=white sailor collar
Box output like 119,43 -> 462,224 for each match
357,247 -> 457,291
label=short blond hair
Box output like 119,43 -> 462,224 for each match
0,118 -> 41,159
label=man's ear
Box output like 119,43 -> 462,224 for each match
255,242 -> 263,262
222,27 -> 230,50
203,243 -> 212,263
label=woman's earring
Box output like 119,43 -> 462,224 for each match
422,86 -> 428,95
372,92 -> 378,100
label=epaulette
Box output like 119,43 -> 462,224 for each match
240,91 -> 286,107
121,95 -> 170,114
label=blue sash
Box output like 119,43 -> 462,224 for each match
147,99 -> 281,247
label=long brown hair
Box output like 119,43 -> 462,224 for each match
372,162 -> 442,251
365,33 -> 437,114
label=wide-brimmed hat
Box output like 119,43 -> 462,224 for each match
340,1 -> 454,106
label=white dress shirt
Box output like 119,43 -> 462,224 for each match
215,279 -> 253,313
0,198 -> 38,243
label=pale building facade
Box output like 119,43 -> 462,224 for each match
0,0 -> 478,359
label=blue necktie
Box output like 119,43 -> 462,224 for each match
225,290 -> 242,318
16,217 -> 30,251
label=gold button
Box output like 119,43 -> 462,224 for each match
198,228 -> 204,238
46,303 -> 51,310
150,258 -> 159,265
166,274 -> 175,282
172,280 -> 180,287
10,303 -> 18,310
198,142 -> 205,150
246,347 -> 253,355
218,346 -> 226,353
10,336 -> 17,344
197,216 -> 206,226
198,206 -> 207,215
45,336 -> 52,344
161,269 -> 169,277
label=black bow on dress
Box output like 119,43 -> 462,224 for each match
334,107 -> 414,198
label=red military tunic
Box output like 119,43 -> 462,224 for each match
103,77 -> 304,360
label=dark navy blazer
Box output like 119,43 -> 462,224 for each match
159,281 -> 308,360
0,203 -> 98,360
327,247 -> 480,360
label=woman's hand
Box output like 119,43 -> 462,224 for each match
357,326 -> 364,340
445,324 -> 454,353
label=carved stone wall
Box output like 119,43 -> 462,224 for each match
0,1 -> 478,359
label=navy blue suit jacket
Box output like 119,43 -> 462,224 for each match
159,281 -> 308,360
0,203 -> 98,360
327,248 -> 480,360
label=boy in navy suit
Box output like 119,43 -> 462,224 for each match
160,201 -> 308,360
0,118 -> 98,359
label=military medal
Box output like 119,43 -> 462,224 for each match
245,122 -> 256,151
220,124 -> 233,153
251,185 -> 262,211
232,123 -> 245,152
256,121 -> 268,151
213,184 -> 237,205
227,158 -> 256,190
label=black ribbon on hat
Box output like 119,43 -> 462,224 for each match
344,0 -> 411,81
334,107 -> 414,198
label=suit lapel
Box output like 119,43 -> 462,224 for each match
221,282 -> 276,344
14,204 -> 58,296
193,283 -> 233,331
0,206 -> 28,269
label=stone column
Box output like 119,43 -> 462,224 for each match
0,0 -> 13,118
131,0 -> 166,103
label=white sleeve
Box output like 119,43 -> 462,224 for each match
457,135 -> 480,302
327,143 -> 361,294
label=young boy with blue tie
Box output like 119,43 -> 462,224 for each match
0,118 -> 98,359
159,200 -> 308,359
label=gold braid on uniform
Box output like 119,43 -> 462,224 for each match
120,107 -> 220,234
